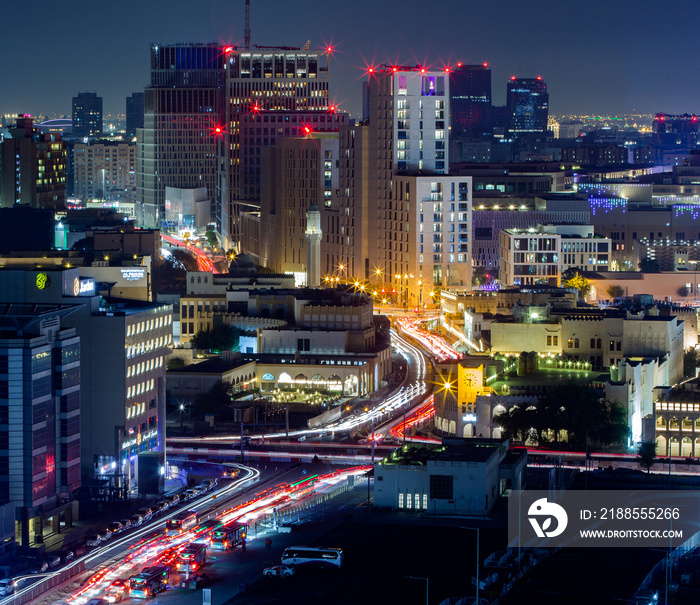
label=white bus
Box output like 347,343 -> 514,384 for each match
281,546 -> 343,569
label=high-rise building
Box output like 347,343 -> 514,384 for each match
126,92 -> 145,139
506,77 -> 549,136
72,92 -> 103,137
73,141 -> 136,202
450,63 -> 492,139
250,133 -> 339,282
331,66 -> 472,304
0,116 -> 67,209
137,43 -> 226,228
0,267 -> 172,489
217,47 -> 338,250
0,304 -> 82,547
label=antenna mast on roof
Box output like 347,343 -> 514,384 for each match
244,0 -> 250,50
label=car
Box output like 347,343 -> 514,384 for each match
98,529 -> 112,542
60,550 -> 75,564
200,479 -> 214,491
263,565 -> 295,578
183,488 -> 197,500
0,579 -> 15,596
156,500 -> 169,512
169,494 -> 181,504
277,523 -> 295,534
46,555 -> 61,568
130,514 -> 143,527
107,521 -> 123,534
104,579 -> 128,603
119,519 -> 132,530
86,534 -> 102,547
136,507 -> 153,521
30,561 -> 49,574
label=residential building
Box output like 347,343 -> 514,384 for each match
72,92 -> 103,137
499,224 -> 610,286
1,116 -> 66,210
73,141 -> 136,202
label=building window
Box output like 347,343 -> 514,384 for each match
423,494 -> 428,509
406,493 -> 412,509
574,338 -> 579,349
415,493 -> 421,509
597,338 -> 602,349
567,338 -> 573,349
590,338 -> 595,348
610,340 -> 615,351
429,474 -> 453,500
553,336 -> 558,346
398,493 -> 404,509
617,340 -> 622,351
547,336 -> 552,346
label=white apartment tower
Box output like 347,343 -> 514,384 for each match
305,204 -> 322,287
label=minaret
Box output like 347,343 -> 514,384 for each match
305,204 -> 322,287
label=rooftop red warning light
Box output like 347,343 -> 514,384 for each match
224,47 -> 233,54
483,62 -> 488,67
511,76 -> 517,81
537,75 -> 542,80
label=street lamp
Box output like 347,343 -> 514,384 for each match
406,576 -> 429,605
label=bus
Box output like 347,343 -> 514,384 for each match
193,519 -> 221,544
129,566 -> 169,599
281,546 -> 343,569
177,543 -> 206,574
210,522 -> 247,550
166,510 -> 198,535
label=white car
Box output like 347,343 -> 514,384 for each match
0,579 -> 15,595
263,565 -> 295,578
86,534 -> 102,547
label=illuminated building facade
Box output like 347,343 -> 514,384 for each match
251,134 -> 338,282
137,43 -> 225,228
0,267 -> 172,490
0,116 -> 66,210
73,141 -> 136,202
72,92 -> 103,137
217,47 -> 336,249
506,77 -> 548,136
0,304 -> 81,548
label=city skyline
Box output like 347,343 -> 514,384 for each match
3,0 -> 700,119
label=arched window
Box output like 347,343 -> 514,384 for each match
597,338 -> 602,349
669,417 -> 680,431
574,338 -> 579,348
656,416 -> 667,430
567,338 -> 573,349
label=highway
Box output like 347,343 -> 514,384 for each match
24,465 -> 367,605
161,234 -> 218,273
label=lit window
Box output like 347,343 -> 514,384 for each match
398,493 -> 404,509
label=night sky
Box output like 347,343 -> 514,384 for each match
3,0 -> 699,120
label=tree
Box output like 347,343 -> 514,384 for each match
637,440 -> 657,473
684,348 -> 700,378
639,257 -> 660,273
677,286 -> 690,298
563,272 -> 591,300
205,230 -> 219,249
192,323 -> 241,353
494,384 -> 628,449
606,284 -> 625,300
472,268 -> 495,287
167,357 -> 186,370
